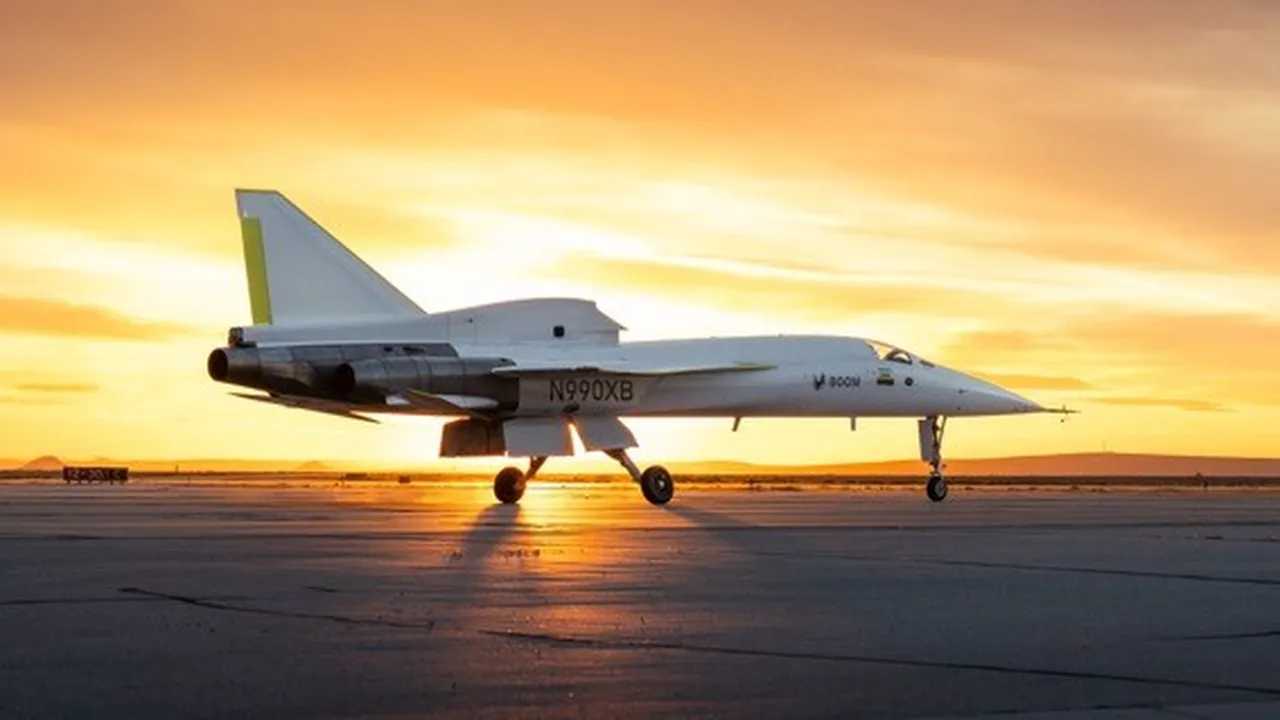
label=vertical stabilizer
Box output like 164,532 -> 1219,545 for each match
234,190 -> 425,326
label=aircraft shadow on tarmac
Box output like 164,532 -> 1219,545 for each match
449,503 -> 552,610
662,503 -> 773,557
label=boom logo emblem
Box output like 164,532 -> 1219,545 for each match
814,373 -> 860,390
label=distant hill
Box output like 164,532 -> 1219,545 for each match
2,457 -> 344,474
5,452 -> 1280,478
19,455 -> 63,471
676,453 -> 1280,477
294,461 -> 332,472
98,458 -> 346,473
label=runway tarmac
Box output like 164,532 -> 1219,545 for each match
2,479 -> 1279,718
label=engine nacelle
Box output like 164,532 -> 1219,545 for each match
207,346 -> 322,395
207,342 -> 515,408
334,356 -> 517,405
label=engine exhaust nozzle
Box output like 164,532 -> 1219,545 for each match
207,347 -> 263,386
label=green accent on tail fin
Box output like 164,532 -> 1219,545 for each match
240,217 -> 273,324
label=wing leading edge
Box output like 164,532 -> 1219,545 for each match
232,389 -> 498,423
491,361 -> 775,378
230,392 -> 380,424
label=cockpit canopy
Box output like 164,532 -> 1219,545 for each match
866,340 -> 935,368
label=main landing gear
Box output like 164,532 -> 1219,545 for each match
607,449 -> 674,505
920,415 -> 948,503
492,451 -> 673,506
492,456 -> 546,504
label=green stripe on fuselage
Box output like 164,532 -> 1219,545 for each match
240,217 -> 272,325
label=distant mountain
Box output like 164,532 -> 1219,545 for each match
19,455 -> 63,471
675,453 -> 1280,477
294,461 -> 332,472
3,457 -> 337,473
6,452 -> 1279,477
75,458 -> 349,473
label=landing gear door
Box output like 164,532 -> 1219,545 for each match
503,417 -> 575,457
573,415 -> 637,451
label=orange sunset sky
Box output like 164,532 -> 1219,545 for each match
2,2 -> 1278,467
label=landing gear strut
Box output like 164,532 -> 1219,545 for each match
607,449 -> 674,506
492,456 -> 547,504
920,416 -> 949,503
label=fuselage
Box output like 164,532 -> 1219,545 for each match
473,335 -> 1037,418
217,191 -> 1055,504
211,332 -> 1040,420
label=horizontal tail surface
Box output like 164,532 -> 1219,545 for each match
235,190 -> 425,326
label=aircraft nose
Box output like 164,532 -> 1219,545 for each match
983,384 -> 1042,414
948,370 -> 1044,414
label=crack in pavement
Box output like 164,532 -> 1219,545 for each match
122,584 -> 1277,697
0,529 -> 561,543
0,594 -> 249,607
3,519 -> 1278,543
749,550 -> 1280,587
904,558 -> 1280,587
924,697 -> 1280,719
477,629 -> 1280,697
647,520 -> 1280,534
1166,629 -> 1280,641
117,587 -> 436,631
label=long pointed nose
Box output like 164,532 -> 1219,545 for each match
945,369 -> 1044,415
981,382 -> 1043,414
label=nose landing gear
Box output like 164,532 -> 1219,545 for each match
926,471 -> 948,502
919,415 -> 948,503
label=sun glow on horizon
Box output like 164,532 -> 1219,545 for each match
1,2 -> 1279,468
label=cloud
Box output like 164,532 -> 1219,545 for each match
1,1 -> 1279,462
1094,397 -> 1230,413
977,373 -> 1093,391
0,296 -> 194,340
941,331 -> 1064,361
939,309 -> 1280,409
947,310 -> 1280,370
4,1 -> 1280,276
1068,311 -> 1280,368
0,394 -> 65,405
555,255 -> 1008,321
15,383 -> 99,393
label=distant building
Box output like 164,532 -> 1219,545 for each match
63,466 -> 129,484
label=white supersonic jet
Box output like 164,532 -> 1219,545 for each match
209,190 -> 1058,505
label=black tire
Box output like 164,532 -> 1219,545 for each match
926,473 -> 948,503
640,465 -> 675,505
494,466 -> 526,504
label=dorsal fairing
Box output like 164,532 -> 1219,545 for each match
435,298 -> 624,345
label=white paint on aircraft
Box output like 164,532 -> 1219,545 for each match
215,190 -> 1071,505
